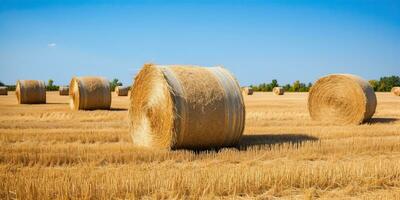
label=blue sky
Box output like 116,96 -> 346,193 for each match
0,0 -> 399,86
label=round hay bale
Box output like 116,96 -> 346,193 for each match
59,86 -> 69,96
129,64 -> 245,150
115,86 -> 130,96
308,74 -> 377,125
242,87 -> 253,95
391,87 -> 400,96
69,76 -> 111,110
15,80 -> 46,104
0,86 -> 7,95
273,87 -> 284,95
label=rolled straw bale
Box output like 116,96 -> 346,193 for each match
129,64 -> 245,150
15,80 -> 46,104
391,87 -> 400,96
115,86 -> 130,96
59,86 -> 69,96
0,86 -> 7,95
308,74 -> 376,125
273,87 -> 284,95
242,87 -> 253,95
69,76 -> 111,110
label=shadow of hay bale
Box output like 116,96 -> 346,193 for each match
366,117 -> 398,124
237,134 -> 319,150
109,108 -> 128,111
185,134 -> 319,153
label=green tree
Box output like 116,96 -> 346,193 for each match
368,80 -> 379,91
283,84 -> 291,92
307,82 -> 313,91
378,76 -> 400,92
0,81 -> 4,86
265,84 -> 273,92
292,80 -> 301,92
299,83 -> 307,92
248,76 -> 399,93
46,79 -> 59,91
249,85 -> 259,91
110,78 -> 123,91
259,83 -> 267,91
271,79 -> 279,88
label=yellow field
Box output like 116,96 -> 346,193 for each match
1,92 -> 400,199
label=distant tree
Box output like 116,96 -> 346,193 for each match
299,83 -> 307,92
48,79 -> 54,87
249,85 -> 259,91
368,80 -> 379,91
110,78 -> 123,91
378,76 -> 400,92
283,84 -> 291,92
7,85 -> 16,91
260,83 -> 267,91
271,79 -> 279,88
249,76 -> 399,93
46,79 -> 59,91
292,80 -> 301,92
0,81 -> 4,86
251,80 -> 280,92
266,85 -> 272,92
307,82 -> 313,91
258,79 -> 278,91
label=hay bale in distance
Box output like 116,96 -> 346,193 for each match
15,80 -> 46,104
392,87 -> 400,96
308,74 -> 376,125
115,86 -> 130,96
129,64 -> 245,150
0,86 -> 7,95
273,87 -> 284,95
242,87 -> 253,95
69,76 -> 111,110
59,86 -> 69,96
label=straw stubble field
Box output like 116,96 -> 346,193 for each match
0,92 -> 400,199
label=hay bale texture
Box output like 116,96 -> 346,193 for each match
59,86 -> 69,96
129,64 -> 246,150
242,87 -> 253,95
69,77 -> 111,110
273,87 -> 284,95
308,74 -> 376,125
15,80 -> 46,104
0,87 -> 7,95
115,86 -> 130,96
392,87 -> 400,96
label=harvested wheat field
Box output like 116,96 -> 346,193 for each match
0,91 -> 400,199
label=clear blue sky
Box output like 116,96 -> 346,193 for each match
0,0 -> 399,86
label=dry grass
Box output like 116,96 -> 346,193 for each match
0,91 -> 400,199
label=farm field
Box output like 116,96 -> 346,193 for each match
0,91 -> 400,199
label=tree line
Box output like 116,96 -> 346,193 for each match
368,76 -> 400,92
250,79 -> 313,92
0,78 -> 125,91
1,75 -> 399,92
250,75 -> 400,92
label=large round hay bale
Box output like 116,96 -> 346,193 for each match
0,86 -> 7,95
15,80 -> 46,104
308,74 -> 376,125
59,86 -> 69,96
273,87 -> 284,95
129,64 -> 245,150
115,86 -> 129,96
391,87 -> 400,96
69,76 -> 111,110
242,87 -> 253,95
